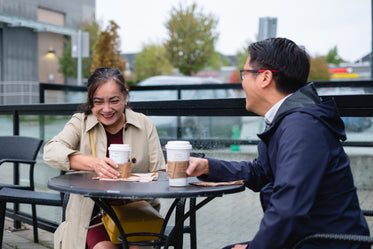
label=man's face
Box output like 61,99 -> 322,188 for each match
241,56 -> 261,113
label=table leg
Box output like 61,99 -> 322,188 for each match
164,196 -> 215,249
175,198 -> 186,249
189,198 -> 197,249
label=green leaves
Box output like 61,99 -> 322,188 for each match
164,3 -> 219,76
134,44 -> 173,82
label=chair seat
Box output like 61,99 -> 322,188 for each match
0,184 -> 32,191
0,188 -> 62,206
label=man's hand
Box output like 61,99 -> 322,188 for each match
186,157 -> 209,177
232,244 -> 248,249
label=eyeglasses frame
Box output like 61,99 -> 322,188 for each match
240,69 -> 279,80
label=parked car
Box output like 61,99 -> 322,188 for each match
129,76 -> 242,140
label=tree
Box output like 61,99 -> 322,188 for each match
91,20 -> 126,72
235,41 -> 252,80
134,44 -> 173,82
308,56 -> 330,81
58,19 -> 101,79
236,46 -> 249,70
221,54 -> 231,67
326,46 -> 345,66
204,51 -> 223,70
164,3 -> 219,76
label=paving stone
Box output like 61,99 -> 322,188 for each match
1,190 -> 372,249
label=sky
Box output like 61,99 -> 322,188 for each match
96,0 -> 371,62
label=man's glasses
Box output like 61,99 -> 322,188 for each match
240,69 -> 279,80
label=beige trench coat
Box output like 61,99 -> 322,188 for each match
43,109 -> 165,249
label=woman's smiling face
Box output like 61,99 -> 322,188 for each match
91,80 -> 127,132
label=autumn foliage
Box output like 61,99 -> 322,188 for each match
91,20 -> 126,73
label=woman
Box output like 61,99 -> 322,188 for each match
43,67 -> 165,249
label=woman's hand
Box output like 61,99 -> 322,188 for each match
69,154 -> 120,179
92,157 -> 120,179
186,157 -> 209,177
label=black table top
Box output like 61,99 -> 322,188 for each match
48,172 -> 245,199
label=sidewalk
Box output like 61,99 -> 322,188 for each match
1,190 -> 372,249
2,217 -> 53,249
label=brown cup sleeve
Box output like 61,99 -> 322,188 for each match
117,162 -> 132,178
167,161 -> 188,178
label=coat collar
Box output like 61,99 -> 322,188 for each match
272,83 -> 320,125
258,83 -> 321,140
85,108 -> 142,132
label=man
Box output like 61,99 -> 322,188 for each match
186,38 -> 369,249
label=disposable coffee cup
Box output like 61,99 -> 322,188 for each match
165,141 -> 192,187
108,144 -> 131,178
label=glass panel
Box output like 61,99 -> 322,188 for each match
316,86 -> 373,95
129,90 -> 178,102
343,117 -> 372,139
44,90 -> 86,103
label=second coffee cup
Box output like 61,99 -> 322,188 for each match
108,144 -> 131,178
165,141 -> 192,187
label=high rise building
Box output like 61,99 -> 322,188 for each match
258,17 -> 277,41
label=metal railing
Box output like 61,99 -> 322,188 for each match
1,95 -> 373,147
39,80 -> 373,103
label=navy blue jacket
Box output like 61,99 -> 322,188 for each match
200,84 -> 369,249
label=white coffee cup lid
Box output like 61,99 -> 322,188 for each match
108,144 -> 131,151
165,141 -> 192,150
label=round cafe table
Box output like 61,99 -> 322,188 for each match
48,171 -> 245,249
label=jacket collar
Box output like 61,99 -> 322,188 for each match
272,83 -> 320,125
258,83 -> 320,139
85,108 -> 142,132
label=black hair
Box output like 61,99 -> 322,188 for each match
248,37 -> 310,94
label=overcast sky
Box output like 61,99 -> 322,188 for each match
96,0 -> 371,62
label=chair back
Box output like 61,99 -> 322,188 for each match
0,136 -> 43,162
0,136 -> 43,190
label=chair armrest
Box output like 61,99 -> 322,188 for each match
0,159 -> 36,165
362,209 -> 373,216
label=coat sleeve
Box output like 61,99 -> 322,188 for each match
43,114 -> 83,171
249,114 -> 330,249
199,156 -> 271,192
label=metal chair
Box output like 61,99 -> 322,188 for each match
291,209 -> 373,249
0,135 -> 43,191
0,135 -> 45,243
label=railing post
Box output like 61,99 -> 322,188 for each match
177,88 -> 182,139
39,83 -> 46,140
39,83 -> 45,104
12,110 -> 21,228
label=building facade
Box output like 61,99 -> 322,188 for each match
0,0 -> 95,104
